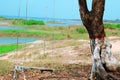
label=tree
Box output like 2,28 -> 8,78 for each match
78,0 -> 120,80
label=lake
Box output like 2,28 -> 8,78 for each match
0,37 -> 40,44
0,26 -> 24,30
0,26 -> 39,44
47,19 -> 82,26
3,16 -> 82,26
0,18 -> 81,44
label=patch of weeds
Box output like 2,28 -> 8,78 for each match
0,60 -> 13,76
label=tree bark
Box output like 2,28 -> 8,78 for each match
78,0 -> 120,80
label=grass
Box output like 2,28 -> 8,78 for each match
104,23 -> 120,29
0,44 -> 23,55
12,19 -> 45,25
1,17 -> 119,39
0,25 -> 89,40
76,27 -> 87,34
0,60 -> 13,76
0,16 -> 7,20
0,23 -> 120,40
104,23 -> 120,37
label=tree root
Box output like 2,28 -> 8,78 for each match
90,39 -> 120,80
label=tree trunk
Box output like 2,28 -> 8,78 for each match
78,0 -> 120,79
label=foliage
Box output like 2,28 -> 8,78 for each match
0,16 -> 6,20
104,23 -> 120,29
76,27 -> 87,34
12,19 -> 45,25
0,16 -> 5,18
0,44 -> 23,54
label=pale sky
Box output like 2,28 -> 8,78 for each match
0,0 -> 119,20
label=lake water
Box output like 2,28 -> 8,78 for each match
0,17 -> 82,44
32,18 -> 82,26
0,26 -> 24,30
0,37 -> 40,44
3,16 -> 82,26
0,26 -> 40,44
47,19 -> 82,26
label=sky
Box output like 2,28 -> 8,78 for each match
0,0 -> 119,20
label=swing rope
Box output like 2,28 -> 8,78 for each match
26,0 -> 28,20
15,0 -> 21,63
51,0 -> 55,67
18,0 -> 21,18
13,0 -> 28,79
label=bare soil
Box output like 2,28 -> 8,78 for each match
0,37 -> 120,80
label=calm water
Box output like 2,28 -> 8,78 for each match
0,26 -> 39,44
0,37 -> 40,44
0,17 -> 82,44
3,16 -> 82,26
0,26 -> 24,30
47,19 -> 82,26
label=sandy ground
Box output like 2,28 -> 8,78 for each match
0,36 -> 120,80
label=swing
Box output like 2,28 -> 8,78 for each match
13,0 -> 55,80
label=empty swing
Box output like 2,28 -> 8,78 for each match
13,0 -> 55,80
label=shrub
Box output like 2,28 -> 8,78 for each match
12,19 -> 45,25
104,23 -> 120,29
23,20 -> 45,25
76,27 -> 87,34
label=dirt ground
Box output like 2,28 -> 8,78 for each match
0,65 -> 91,80
0,37 -> 120,80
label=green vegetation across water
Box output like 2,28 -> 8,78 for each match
0,44 -> 23,55
104,23 -> 120,36
0,22 -> 119,56
0,25 -> 89,40
105,23 -> 120,29
12,19 -> 45,25
0,23 -> 120,40
0,16 -> 7,20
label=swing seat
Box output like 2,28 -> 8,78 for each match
13,65 -> 55,73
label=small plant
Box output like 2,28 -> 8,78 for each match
76,27 -> 87,34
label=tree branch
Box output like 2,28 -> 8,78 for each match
92,0 -> 105,21
78,0 -> 88,12
78,0 -> 89,22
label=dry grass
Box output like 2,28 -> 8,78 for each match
0,37 -> 120,77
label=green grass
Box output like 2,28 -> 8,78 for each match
0,23 -> 120,40
0,16 -> 5,18
76,27 -> 87,34
104,23 -> 120,36
12,19 -> 45,25
0,44 -> 23,55
104,23 -> 120,29
0,16 -> 6,20
0,30 -> 24,34
0,21 -> 120,40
